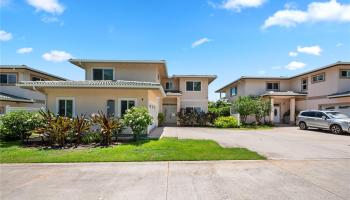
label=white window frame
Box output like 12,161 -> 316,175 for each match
266,82 -> 280,91
56,97 -> 75,117
185,106 -> 202,113
118,98 -> 137,116
91,67 -> 115,80
301,78 -> 308,91
311,73 -> 325,83
0,73 -> 17,84
340,69 -> 350,78
185,81 -> 201,92
230,87 -> 237,96
165,80 -> 173,90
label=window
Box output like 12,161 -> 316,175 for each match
57,98 -> 74,118
185,107 -> 201,114
186,81 -> 201,91
301,111 -> 315,117
32,76 -> 45,81
0,73 -> 17,84
266,82 -> 279,91
106,100 -> 115,117
340,69 -> 350,78
312,73 -> 325,83
230,87 -> 237,96
93,68 -> 114,80
301,78 -> 308,91
165,81 -> 173,90
120,99 -> 136,116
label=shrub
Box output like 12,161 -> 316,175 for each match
157,113 -> 165,127
72,114 -> 91,145
81,132 -> 102,144
91,111 -> 121,146
177,109 -> 214,127
232,96 -> 255,123
208,101 -> 231,117
214,116 -> 239,128
123,107 -> 153,140
0,111 -> 43,141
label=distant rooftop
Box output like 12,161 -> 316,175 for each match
0,65 -> 67,81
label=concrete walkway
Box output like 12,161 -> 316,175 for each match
1,160 -> 349,200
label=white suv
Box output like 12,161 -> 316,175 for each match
296,110 -> 350,134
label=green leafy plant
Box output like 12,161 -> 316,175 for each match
0,111 -> 43,141
123,107 -> 153,140
232,96 -> 255,123
72,114 -> 91,145
81,132 -> 102,144
157,113 -> 165,127
91,111 -> 121,146
177,109 -> 214,127
214,116 -> 239,128
208,100 -> 231,117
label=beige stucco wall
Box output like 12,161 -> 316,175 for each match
178,77 -> 209,112
82,62 -> 163,83
44,88 -> 152,116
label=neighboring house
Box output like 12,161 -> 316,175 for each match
18,59 -> 216,130
216,62 -> 350,124
0,65 -> 66,114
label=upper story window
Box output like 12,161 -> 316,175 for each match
93,68 -> 114,80
32,76 -> 45,81
0,73 -> 17,84
340,69 -> 350,78
230,87 -> 237,96
266,82 -> 279,91
186,81 -> 201,91
165,80 -> 173,90
312,73 -> 325,83
301,78 -> 308,91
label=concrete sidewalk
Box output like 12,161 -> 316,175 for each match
1,160 -> 349,200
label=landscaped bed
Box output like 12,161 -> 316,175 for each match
0,138 -> 265,163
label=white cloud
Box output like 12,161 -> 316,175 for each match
17,47 -> 33,54
221,0 -> 266,12
285,61 -> 306,70
297,45 -> 322,56
336,42 -> 343,47
262,0 -> 350,29
192,38 -> 211,48
26,0 -> 64,15
0,30 -> 12,41
289,51 -> 298,57
42,50 -> 73,62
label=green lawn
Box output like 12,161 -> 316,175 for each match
0,138 -> 265,163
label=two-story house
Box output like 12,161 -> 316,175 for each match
216,62 -> 350,124
0,65 -> 66,114
18,59 -> 216,129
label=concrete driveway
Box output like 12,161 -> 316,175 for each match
155,126 -> 350,160
1,127 -> 350,200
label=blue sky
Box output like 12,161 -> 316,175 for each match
1,0 -> 350,100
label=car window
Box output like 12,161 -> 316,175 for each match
326,112 -> 349,119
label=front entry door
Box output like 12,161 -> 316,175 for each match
163,105 -> 177,124
273,106 -> 280,123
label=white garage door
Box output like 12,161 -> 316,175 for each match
321,104 -> 350,116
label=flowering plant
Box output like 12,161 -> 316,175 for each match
123,107 -> 153,140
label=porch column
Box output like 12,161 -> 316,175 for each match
176,97 -> 181,126
290,97 -> 296,125
270,97 -> 274,123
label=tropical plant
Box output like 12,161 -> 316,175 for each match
157,113 -> 165,127
177,109 -> 214,127
208,100 -> 231,117
91,111 -> 121,146
232,96 -> 255,123
123,107 -> 153,140
214,116 -> 239,128
0,111 -> 43,141
252,97 -> 271,124
81,131 -> 102,144
72,114 -> 91,145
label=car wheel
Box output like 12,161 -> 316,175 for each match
299,122 -> 307,130
330,124 -> 342,134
